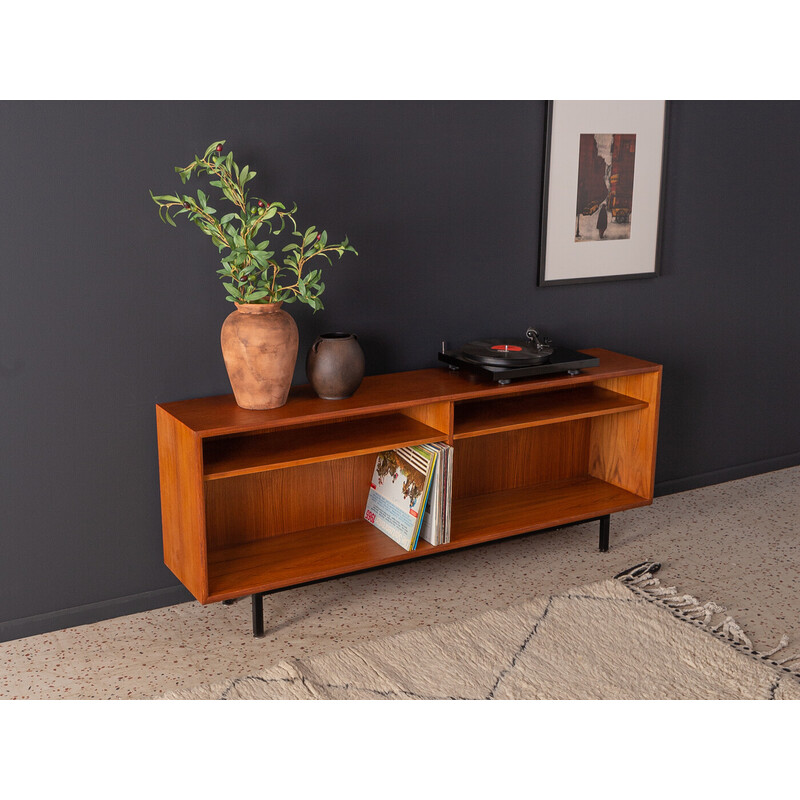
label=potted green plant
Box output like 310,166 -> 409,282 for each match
151,140 -> 357,409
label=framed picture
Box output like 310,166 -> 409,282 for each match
538,101 -> 669,286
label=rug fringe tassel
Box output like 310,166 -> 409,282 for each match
760,635 -> 790,658
615,561 -> 800,677
711,617 -> 752,649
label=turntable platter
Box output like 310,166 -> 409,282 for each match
461,338 -> 554,367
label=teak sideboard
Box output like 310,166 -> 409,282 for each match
156,348 -> 661,636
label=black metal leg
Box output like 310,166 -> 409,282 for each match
599,515 -> 610,552
252,593 -> 265,637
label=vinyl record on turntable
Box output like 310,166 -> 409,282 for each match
461,338 -> 554,367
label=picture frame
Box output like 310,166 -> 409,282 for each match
538,101 -> 669,286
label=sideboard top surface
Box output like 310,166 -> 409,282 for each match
157,348 -> 661,438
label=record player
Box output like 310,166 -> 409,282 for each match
438,327 -> 599,384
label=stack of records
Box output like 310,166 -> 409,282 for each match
419,442 -> 453,546
364,443 -> 453,550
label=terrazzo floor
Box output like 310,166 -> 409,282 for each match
1,466 -> 798,700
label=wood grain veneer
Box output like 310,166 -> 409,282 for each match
204,455 -> 377,550
589,370 -> 662,499
399,401 -> 453,439
156,406 -> 209,602
452,421 -> 592,499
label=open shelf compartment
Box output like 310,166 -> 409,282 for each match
205,476 -> 647,602
453,385 -> 647,439
203,412 -> 445,480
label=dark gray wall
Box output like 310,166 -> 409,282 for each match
1,101 -> 798,641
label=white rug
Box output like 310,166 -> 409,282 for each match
161,562 -> 800,700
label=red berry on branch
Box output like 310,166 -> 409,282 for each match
216,144 -> 223,152
184,202 -> 190,209
316,234 -> 321,241
258,200 -> 264,207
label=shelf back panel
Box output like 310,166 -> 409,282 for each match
205,453 -> 376,550
452,419 -> 591,500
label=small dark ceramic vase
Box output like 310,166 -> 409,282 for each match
306,332 -> 365,400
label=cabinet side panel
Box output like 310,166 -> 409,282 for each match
205,454 -> 377,549
452,420 -> 591,499
156,407 -> 209,602
589,369 -> 662,499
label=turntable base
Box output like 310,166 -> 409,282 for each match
439,346 -> 599,383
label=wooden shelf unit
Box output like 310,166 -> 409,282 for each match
156,348 -> 661,608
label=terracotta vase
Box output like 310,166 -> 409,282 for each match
306,332 -> 365,400
220,302 -> 298,410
